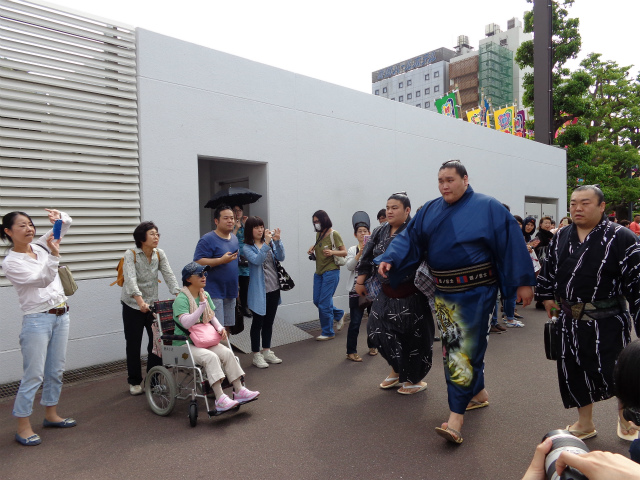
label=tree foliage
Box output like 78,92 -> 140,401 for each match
516,0 -> 640,218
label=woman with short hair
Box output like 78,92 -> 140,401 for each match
2,208 -> 76,446
121,221 -> 180,395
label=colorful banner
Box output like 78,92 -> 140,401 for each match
493,106 -> 515,134
467,108 -> 482,125
435,92 -> 459,118
515,109 -> 526,137
480,97 -> 491,127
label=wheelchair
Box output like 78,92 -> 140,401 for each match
145,300 -> 245,427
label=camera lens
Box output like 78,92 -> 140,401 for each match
542,430 -> 589,480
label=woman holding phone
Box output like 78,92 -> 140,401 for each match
1,208 -> 75,446
243,217 -> 285,368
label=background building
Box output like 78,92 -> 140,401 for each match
371,48 -> 457,111
449,36 -> 480,117
478,18 -> 532,110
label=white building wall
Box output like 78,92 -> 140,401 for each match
0,28 -> 566,384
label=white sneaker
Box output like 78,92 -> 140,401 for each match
335,314 -> 345,331
252,352 -> 269,368
316,335 -> 335,341
262,350 -> 282,364
129,384 -> 143,396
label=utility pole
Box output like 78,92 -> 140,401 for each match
534,0 -> 553,145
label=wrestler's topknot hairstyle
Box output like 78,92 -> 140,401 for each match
439,160 -> 468,178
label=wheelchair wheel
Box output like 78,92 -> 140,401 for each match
189,401 -> 198,427
145,366 -> 177,416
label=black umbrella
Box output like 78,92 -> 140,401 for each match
204,187 -> 262,209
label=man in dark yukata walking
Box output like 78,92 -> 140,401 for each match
536,185 -> 640,441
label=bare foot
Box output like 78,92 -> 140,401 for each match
569,420 -> 596,433
440,422 -> 461,441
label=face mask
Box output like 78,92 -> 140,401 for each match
314,223 -> 322,232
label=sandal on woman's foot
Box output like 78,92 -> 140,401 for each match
379,376 -> 400,389
346,353 -> 363,362
397,382 -> 428,395
368,348 -> 378,356
435,426 -> 463,444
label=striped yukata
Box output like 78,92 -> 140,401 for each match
536,218 -> 640,409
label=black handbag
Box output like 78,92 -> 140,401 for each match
271,244 -> 294,291
544,317 -> 559,361
229,303 -> 245,335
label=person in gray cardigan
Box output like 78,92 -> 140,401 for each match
121,221 -> 180,395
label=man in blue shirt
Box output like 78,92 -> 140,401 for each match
194,205 -> 239,328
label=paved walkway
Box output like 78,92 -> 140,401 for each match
0,307 -> 632,480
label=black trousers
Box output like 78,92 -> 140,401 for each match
239,275 -> 250,310
250,290 -> 280,352
122,302 -> 161,385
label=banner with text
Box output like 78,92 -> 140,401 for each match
435,92 -> 459,118
494,106 -> 515,134
467,108 -> 482,125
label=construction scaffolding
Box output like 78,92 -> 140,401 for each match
479,42 -> 513,109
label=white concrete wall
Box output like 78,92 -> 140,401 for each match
0,28 -> 566,384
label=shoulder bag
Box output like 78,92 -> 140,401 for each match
188,322 -> 222,348
330,231 -> 347,266
230,303 -> 245,335
270,244 -> 294,291
34,243 -> 77,296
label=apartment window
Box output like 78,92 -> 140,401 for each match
375,90 -> 379,95
416,104 -> 421,108
399,96 -> 403,102
425,87 -> 430,95
407,79 -> 412,86
434,71 -> 440,78
399,82 -> 403,88
434,85 -> 440,92
425,73 -> 430,80
383,87 -> 387,93
425,101 -> 430,108
407,93 -> 412,100
416,90 -> 421,97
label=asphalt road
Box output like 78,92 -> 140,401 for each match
0,306 -> 633,480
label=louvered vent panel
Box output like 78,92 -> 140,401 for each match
0,0 -> 138,285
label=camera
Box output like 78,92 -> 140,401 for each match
542,429 -> 589,480
309,252 -> 316,261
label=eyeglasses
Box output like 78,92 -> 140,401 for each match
572,183 -> 601,190
441,160 -> 461,166
148,232 -> 161,238
392,191 -> 407,196
193,271 -> 208,278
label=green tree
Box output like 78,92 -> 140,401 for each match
562,54 -> 640,218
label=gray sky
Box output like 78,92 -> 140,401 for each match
43,0 -> 637,92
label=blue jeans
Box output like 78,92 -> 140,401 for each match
491,291 -> 516,323
13,311 -> 70,418
313,270 -> 344,337
211,298 -> 237,326
346,304 -> 364,354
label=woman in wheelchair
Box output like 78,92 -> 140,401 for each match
173,262 -> 260,413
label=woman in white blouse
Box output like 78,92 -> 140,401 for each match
121,221 -> 180,395
1,208 -> 75,446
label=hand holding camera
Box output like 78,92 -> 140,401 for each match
265,228 -> 273,244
